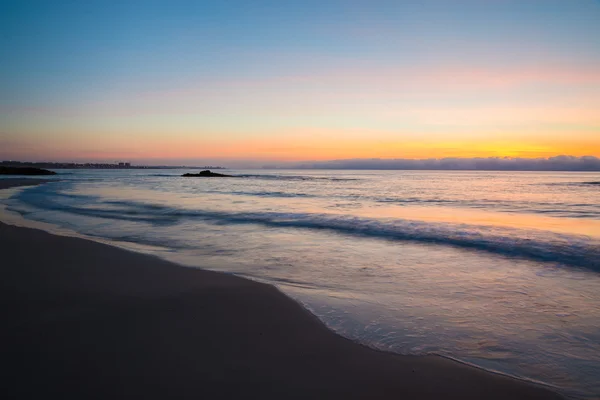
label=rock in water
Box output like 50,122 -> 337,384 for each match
182,170 -> 233,177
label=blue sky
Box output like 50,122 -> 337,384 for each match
1,0 -> 599,163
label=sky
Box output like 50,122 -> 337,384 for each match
1,0 -> 600,165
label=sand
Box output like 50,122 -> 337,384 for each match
0,179 -> 562,399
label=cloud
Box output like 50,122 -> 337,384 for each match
292,156 -> 600,171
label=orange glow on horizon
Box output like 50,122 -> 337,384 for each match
15,134 -> 596,162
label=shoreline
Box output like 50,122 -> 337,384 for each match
0,179 -> 563,399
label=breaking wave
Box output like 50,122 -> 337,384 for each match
9,183 -> 600,272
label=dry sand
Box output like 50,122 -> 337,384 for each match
0,179 -> 562,399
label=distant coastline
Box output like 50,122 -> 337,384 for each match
0,166 -> 56,176
3,155 -> 600,171
0,161 -> 226,170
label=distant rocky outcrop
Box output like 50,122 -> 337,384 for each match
182,170 -> 233,177
0,166 -> 57,176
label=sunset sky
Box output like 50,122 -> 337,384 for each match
1,0 -> 599,165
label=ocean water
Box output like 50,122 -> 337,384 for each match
2,169 -> 600,398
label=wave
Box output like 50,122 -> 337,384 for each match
205,189 -> 314,198
237,174 -> 360,182
202,191 -> 600,218
151,184 -> 598,218
546,181 -> 600,187
11,186 -> 600,272
138,173 -> 358,180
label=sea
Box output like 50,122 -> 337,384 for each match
1,169 -> 599,398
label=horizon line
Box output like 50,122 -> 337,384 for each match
3,155 -> 600,171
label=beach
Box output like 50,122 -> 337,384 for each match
0,178 -> 562,399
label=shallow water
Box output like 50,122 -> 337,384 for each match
2,169 -> 600,398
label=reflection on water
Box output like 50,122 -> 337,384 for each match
2,169 -> 600,398
361,205 -> 600,237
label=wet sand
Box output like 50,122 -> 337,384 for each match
0,179 -> 562,399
